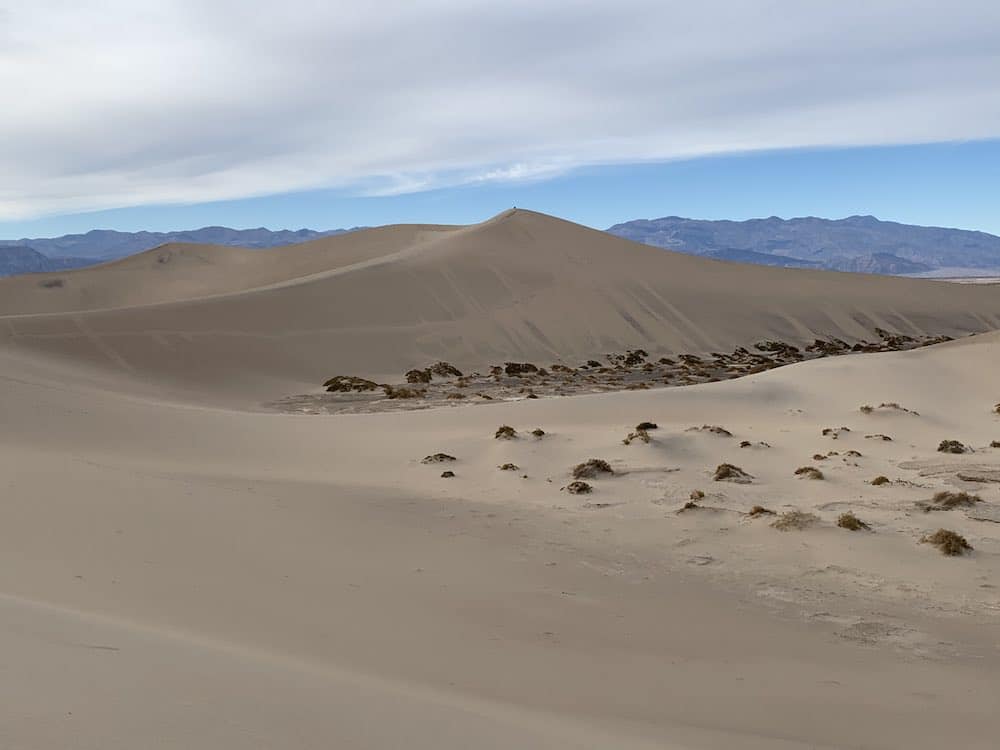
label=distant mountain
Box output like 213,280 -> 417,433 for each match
0,226 -> 353,262
606,215 -> 1000,274
0,246 -> 94,277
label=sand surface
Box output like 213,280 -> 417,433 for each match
2,210 -> 999,748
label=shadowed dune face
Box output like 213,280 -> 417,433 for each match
1,208 -> 998,404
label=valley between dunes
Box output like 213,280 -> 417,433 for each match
1,209 -> 999,749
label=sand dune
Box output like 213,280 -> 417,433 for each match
2,209 -> 999,748
2,209 -> 999,404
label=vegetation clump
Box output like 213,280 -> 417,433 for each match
566,480 -> 592,494
860,402 -> 919,415
822,427 -> 850,439
690,489 -> 705,500
871,475 -> 891,486
688,425 -> 733,437
636,421 -> 658,431
324,375 -> 381,393
991,441 -> 1000,449
383,385 -> 424,399
747,505 -> 775,517
771,511 -> 820,531
865,434 -> 892,441
572,459 -> 614,480
795,466 -> 825,480
441,470 -> 455,478
937,439 -> 968,454
504,362 -> 539,376
498,463 -> 519,471
405,368 -> 432,384
531,428 -> 546,438
922,529 -> 972,556
920,490 -> 981,512
495,425 -> 517,440
422,453 -> 456,464
837,512 -> 870,531
623,428 -> 651,445
429,362 -> 463,378
713,463 -> 752,483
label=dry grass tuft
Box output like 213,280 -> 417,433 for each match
422,453 -> 456,464
771,511 -> 820,531
822,427 -> 850,439
635,421 -> 658,431
747,505 -> 775,517
922,529 -> 972,556
837,512 -> 870,531
795,466 -> 825,480
920,490 -> 981,512
531,428 -> 546,438
324,375 -> 381,393
383,385 -> 424,399
991,440 -> 1000,449
441,470 -> 455,478
566,480 -> 592,494
937,439 -> 968,454
871,475 -> 891,486
690,489 -> 706,500
572,459 -> 614,480
713,463 -> 752,483
865,434 -> 892,441
623,428 -> 651,445
495,425 -> 517,440
498,463 -> 519,471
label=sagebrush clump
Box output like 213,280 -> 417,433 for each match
920,490 -> 981,512
713,463 -> 752,483
937,439 -> 968,454
837,512 -> 870,531
495,425 -> 517,440
795,466 -> 824,480
623,428 -> 651,445
871,475 -> 890,486
572,459 -> 614,480
922,529 -> 972,556
771,511 -> 820,531
566,480 -> 592,494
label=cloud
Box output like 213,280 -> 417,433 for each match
1,0 -> 998,218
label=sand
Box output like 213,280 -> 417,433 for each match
1,210 -> 998,748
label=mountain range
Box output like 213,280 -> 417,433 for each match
606,215 -> 1000,274
3,214 -> 1000,278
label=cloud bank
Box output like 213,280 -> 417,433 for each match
2,0 -> 998,218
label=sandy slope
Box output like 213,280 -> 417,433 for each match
2,211 -> 999,748
2,209 -> 999,404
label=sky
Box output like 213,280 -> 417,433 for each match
2,0 -> 999,239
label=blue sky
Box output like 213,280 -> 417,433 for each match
3,2 -> 999,239
3,140 -> 998,238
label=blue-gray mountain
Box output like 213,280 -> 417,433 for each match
0,246 -> 95,276
606,215 -> 1000,274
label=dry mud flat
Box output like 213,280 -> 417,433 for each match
267,329 -> 952,414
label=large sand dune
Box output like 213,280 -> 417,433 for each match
2,209 -> 999,403
2,210 -> 999,748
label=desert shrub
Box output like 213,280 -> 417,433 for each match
446,392 -> 466,400
680,500 -> 701,511
324,375 -> 381,392
871,475 -> 890,486
636,421 -> 658,431
713,463 -> 752,483
859,404 -> 874,414
992,441 -> 1000,449
495,425 -> 517,439
504,362 -> 539,376
690,489 -> 706,500
921,529 -> 972,556
920,491 -> 981,511
688,425 -> 733,437
498,463 -> 519,471
771,511 -> 820,531
822,427 -> 850,439
441,470 -> 455,478
844,450 -> 862,457
865,434 -> 892,441
422,453 -> 456,464
429,361 -> 463,378
405,368 -> 432,384
994,402 -> 1000,415
572,459 -> 614,480
383,385 -> 424,399
812,453 -> 827,461
795,466 -> 824,480
566,480 -> 592,494
747,505 -> 775,517
837,512 -> 870,531
937,440 -> 968,454
623,428 -> 651,445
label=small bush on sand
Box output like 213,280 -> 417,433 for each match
865,434 -> 892,441
566,480 -> 592,494
994,402 -> 1000,415
495,425 -> 517,440
992,440 -> 1000,449
922,529 -> 972,556
441,470 -> 455,478
937,439 -> 968,454
572,459 -> 614,480
859,404 -> 874,414
837,512 -> 870,531
771,511 -> 820,531
446,392 -> 466,400
623,428 -> 651,445
860,402 -> 918,415
748,505 -> 775,517
422,453 -> 456,464
812,453 -> 827,461
920,490 -> 981,512
498,463 -> 519,471
690,489 -> 705,500
822,427 -> 850,439
795,466 -> 824,480
405,368 -> 432,384
531,428 -> 546,438
383,385 -> 424,399
688,425 -> 733,437
844,450 -> 862,457
324,375 -> 381,392
871,475 -> 890,486
713,463 -> 752,483
429,362 -> 463,378
636,421 -> 658,431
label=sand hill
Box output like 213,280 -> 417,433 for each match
2,208 -> 999,404
2,209 -> 999,749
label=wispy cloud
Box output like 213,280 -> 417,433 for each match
2,0 -> 998,218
